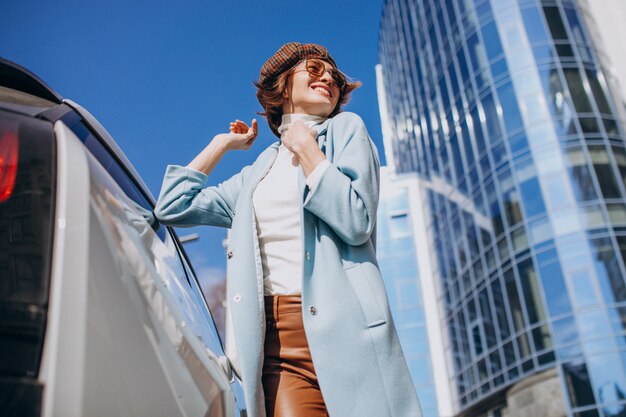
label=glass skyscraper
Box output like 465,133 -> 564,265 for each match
377,1 -> 626,416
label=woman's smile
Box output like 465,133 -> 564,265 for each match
310,82 -> 333,98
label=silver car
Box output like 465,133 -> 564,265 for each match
0,58 -> 246,417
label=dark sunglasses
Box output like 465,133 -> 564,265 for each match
294,59 -> 346,90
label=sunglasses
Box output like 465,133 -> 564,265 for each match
293,59 -> 346,90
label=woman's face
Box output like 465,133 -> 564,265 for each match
282,59 -> 341,117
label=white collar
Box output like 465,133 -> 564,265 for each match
277,113 -> 327,136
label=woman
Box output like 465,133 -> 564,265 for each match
155,42 -> 421,417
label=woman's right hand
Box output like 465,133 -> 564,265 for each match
218,119 -> 258,151
187,119 -> 258,175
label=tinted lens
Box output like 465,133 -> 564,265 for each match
306,60 -> 345,89
331,70 -> 345,89
305,60 -> 326,77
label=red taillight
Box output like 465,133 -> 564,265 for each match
0,130 -> 18,203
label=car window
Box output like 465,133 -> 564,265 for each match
60,111 -> 166,241
60,111 -> 225,354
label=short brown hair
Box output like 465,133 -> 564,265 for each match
255,60 -> 361,137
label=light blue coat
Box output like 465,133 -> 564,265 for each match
155,112 -> 422,417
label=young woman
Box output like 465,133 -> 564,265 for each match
155,42 -> 421,417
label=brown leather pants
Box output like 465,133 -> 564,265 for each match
263,295 -> 329,417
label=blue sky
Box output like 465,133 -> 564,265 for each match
1,0 -> 386,284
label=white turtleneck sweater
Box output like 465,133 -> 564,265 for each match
253,114 -> 330,295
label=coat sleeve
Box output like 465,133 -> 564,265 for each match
154,164 -> 251,228
303,112 -> 380,246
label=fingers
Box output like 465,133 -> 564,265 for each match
228,119 -> 259,133
247,118 -> 258,139
229,120 -> 244,133
229,119 -> 250,134
227,119 -> 259,150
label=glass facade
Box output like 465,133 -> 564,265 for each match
378,0 -> 626,416
377,169 -> 440,417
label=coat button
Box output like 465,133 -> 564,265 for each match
305,251 -> 310,260
233,293 -> 241,303
309,306 -> 317,315
227,250 -> 234,259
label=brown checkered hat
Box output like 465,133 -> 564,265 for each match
258,42 -> 337,87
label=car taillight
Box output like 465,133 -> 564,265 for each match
0,112 -> 55,417
0,130 -> 18,203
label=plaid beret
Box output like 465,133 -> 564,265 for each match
258,42 -> 337,87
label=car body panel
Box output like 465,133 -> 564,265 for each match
39,120 -> 91,417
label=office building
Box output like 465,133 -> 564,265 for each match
377,1 -> 626,416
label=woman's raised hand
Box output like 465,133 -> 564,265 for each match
187,118 -> 258,174
218,118 -> 258,151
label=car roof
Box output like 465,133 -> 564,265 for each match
0,57 -> 157,205
0,58 -> 63,105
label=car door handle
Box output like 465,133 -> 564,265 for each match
206,348 -> 234,382
218,355 -> 233,382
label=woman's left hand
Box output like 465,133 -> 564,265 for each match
281,121 -> 317,157
281,121 -> 326,175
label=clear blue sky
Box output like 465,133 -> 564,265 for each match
1,0 -> 386,284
